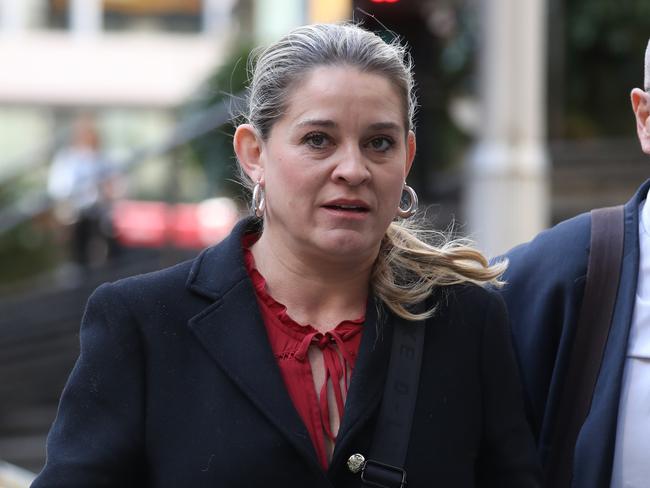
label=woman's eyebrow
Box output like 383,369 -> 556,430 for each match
296,119 -> 337,129
295,120 -> 401,132
368,121 -> 401,132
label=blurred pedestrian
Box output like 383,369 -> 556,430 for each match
47,115 -> 119,269
497,38 -> 650,488
33,23 -> 541,487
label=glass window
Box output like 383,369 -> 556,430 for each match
103,0 -> 202,33
47,0 -> 69,29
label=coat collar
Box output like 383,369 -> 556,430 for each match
185,217 -> 391,479
626,178 -> 650,217
186,217 -> 260,301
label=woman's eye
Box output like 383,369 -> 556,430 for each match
369,136 -> 394,152
304,132 -> 330,149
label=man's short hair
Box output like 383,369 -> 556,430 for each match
645,38 -> 650,90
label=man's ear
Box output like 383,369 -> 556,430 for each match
233,124 -> 265,182
405,130 -> 416,177
631,88 -> 650,154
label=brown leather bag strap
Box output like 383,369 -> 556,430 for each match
545,205 -> 625,488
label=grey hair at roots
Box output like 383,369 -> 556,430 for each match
242,22 -> 416,141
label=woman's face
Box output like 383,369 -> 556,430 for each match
239,65 -> 415,265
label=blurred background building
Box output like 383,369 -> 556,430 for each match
0,0 -> 648,481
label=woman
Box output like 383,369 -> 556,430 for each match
32,23 -> 541,488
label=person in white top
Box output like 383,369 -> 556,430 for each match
497,39 -> 650,488
48,115 -> 119,267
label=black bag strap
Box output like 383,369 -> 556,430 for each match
350,308 -> 426,488
545,205 -> 625,488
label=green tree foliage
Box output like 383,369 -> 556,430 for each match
0,173 -> 62,286
561,0 -> 650,137
183,42 -> 253,199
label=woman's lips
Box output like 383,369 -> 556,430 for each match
322,204 -> 369,213
321,200 -> 370,220
321,199 -> 370,212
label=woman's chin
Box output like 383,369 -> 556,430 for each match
312,230 -> 381,261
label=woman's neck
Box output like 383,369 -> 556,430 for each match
250,232 -> 374,333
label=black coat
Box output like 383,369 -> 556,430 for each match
498,179 -> 650,487
33,218 -> 541,488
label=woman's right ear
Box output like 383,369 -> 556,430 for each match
233,124 -> 264,182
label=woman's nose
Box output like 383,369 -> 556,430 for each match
331,145 -> 371,186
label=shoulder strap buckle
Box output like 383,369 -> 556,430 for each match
361,458 -> 407,488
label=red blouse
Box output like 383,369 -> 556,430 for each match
242,238 -> 364,469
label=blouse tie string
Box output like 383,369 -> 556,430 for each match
294,328 -> 358,441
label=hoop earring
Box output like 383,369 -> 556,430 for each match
252,181 -> 266,218
396,183 -> 418,218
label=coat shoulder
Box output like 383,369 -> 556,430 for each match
499,211 -> 591,287
443,282 -> 504,308
87,252 -> 214,324
434,283 -> 507,332
107,257 -> 197,301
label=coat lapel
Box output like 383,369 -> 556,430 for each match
185,219 -> 324,477
185,218 -> 395,480
573,179 -> 650,487
329,301 -> 392,474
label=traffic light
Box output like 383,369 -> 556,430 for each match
352,0 -> 447,203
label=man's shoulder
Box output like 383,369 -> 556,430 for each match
499,212 -> 591,286
509,212 -> 591,258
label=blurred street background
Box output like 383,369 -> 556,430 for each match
0,0 -> 648,484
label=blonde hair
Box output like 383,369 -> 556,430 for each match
238,23 -> 506,321
374,220 -> 506,321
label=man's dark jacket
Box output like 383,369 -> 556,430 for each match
32,218 -> 541,487
498,179 -> 650,488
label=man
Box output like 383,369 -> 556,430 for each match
499,39 -> 650,488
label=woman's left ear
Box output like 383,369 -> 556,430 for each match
405,130 -> 416,176
233,123 -> 264,182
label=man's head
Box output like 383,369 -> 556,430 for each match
631,39 -> 650,154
